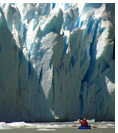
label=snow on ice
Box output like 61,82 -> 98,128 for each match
0,3 -> 115,122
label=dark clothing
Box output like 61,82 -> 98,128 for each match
79,120 -> 88,127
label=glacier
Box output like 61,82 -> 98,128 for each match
0,3 -> 115,122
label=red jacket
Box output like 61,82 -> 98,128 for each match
79,120 -> 88,127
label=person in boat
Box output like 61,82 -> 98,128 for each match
79,118 -> 88,127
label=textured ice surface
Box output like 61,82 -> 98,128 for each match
0,3 -> 115,122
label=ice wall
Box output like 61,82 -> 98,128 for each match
0,3 -> 115,122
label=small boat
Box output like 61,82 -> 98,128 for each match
78,126 -> 91,129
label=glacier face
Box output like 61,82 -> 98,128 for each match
0,3 -> 115,122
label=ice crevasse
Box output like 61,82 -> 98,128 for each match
0,3 -> 115,122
